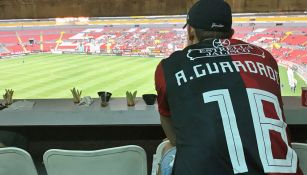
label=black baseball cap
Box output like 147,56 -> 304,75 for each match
183,0 -> 232,32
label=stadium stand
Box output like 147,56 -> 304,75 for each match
0,18 -> 306,83
0,16 -> 306,175
0,26 -> 305,62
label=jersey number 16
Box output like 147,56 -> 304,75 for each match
203,88 -> 297,174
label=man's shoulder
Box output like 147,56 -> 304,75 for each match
161,50 -> 185,64
230,38 -> 275,59
168,50 -> 186,59
230,39 -> 272,54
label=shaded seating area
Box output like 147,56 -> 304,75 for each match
0,145 -> 148,175
1,141 -> 307,175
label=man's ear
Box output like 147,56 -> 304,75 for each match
188,25 -> 195,41
187,25 -> 196,46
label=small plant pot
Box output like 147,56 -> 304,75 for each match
71,87 -> 82,104
126,90 -> 137,107
142,94 -> 157,105
98,91 -> 112,107
0,104 -> 7,110
100,101 -> 109,107
4,100 -> 13,107
127,100 -> 136,107
73,101 -> 80,104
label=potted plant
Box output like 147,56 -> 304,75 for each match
70,87 -> 82,104
3,89 -> 14,106
126,90 -> 137,106
142,94 -> 157,105
97,91 -> 112,107
0,103 -> 6,110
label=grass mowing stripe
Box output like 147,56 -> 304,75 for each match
0,54 -> 65,70
18,65 -> 102,98
27,64 -> 144,98
17,60 -> 120,97
1,54 -> 306,99
1,55 -> 90,83
50,57 -> 158,97
133,76 -> 157,94
1,56 -> 89,89
20,56 -> 147,98
110,63 -> 155,90
78,59 -> 160,96
11,54 -> 100,71
1,55 -> 126,88
1,61 -> 84,88
96,60 -> 159,97
111,71 -> 156,97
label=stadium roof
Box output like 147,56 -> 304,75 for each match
0,0 -> 306,19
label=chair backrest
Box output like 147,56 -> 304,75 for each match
0,147 -> 38,175
43,145 -> 147,175
292,142 -> 307,174
151,140 -> 169,175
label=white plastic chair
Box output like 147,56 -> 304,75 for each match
151,140 -> 170,175
0,147 -> 38,175
292,142 -> 307,174
43,145 -> 147,175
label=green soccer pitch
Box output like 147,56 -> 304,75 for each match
0,54 -> 306,99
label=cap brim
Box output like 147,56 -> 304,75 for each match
183,23 -> 187,29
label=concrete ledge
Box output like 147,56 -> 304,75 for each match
0,97 -> 306,126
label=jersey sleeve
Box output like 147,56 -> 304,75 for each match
155,62 -> 171,117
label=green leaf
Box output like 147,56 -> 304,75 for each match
132,90 -> 137,99
126,91 -> 130,98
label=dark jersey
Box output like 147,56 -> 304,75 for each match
155,38 -> 302,175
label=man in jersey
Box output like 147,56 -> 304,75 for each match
155,0 -> 302,174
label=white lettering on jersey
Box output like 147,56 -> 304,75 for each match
187,40 -> 265,61
193,64 -> 206,78
206,63 -> 220,74
175,70 -> 187,86
174,60 -> 278,86
220,62 -> 234,73
256,62 -> 268,77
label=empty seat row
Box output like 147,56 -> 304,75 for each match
0,145 -> 147,175
0,143 -> 306,175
